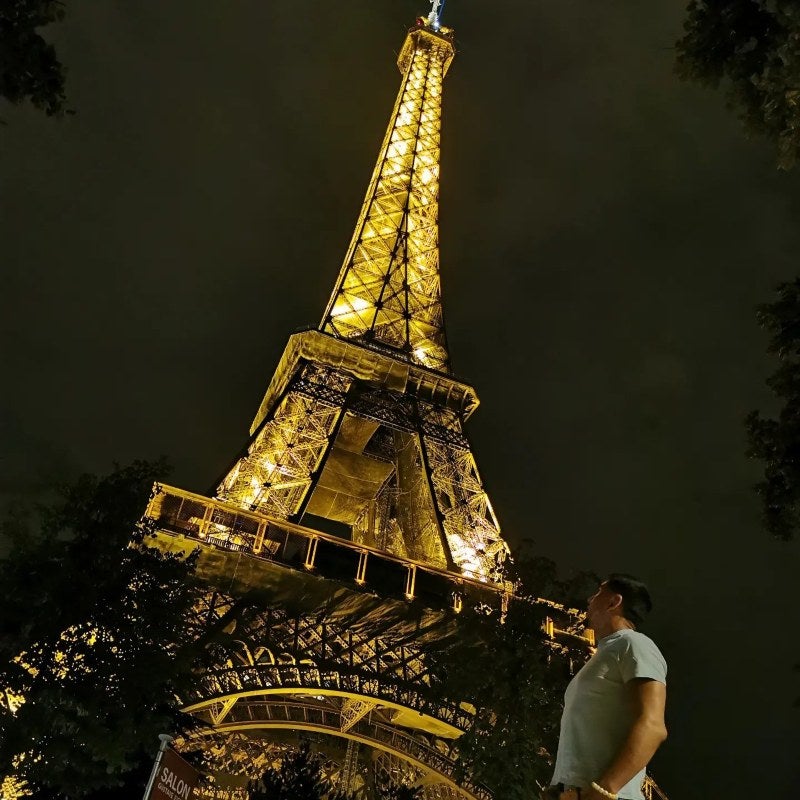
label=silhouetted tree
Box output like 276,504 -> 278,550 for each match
248,739 -> 332,800
375,784 -> 421,800
437,552 -> 598,800
746,279 -> 800,540
676,0 -> 800,168
0,0 -> 68,115
0,461 -> 225,798
247,739 -> 422,800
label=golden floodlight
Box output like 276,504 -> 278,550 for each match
213,17 -> 511,583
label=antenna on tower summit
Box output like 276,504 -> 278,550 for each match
428,0 -> 445,30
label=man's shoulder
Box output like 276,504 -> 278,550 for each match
620,629 -> 661,649
601,629 -> 658,650
614,630 -> 668,681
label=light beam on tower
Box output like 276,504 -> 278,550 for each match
428,0 -> 444,30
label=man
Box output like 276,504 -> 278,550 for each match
545,574 -> 668,800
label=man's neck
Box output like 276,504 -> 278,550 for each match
593,616 -> 635,641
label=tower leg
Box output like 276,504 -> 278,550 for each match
217,363 -> 352,519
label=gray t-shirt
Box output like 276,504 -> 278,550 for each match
550,629 -> 667,800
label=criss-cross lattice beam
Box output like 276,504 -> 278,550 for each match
181,712 -> 488,800
321,26 -> 455,373
182,599 -> 471,731
340,699 -> 376,732
421,434 -> 509,581
216,364 -> 352,516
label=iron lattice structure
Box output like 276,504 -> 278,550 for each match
143,13 -> 667,800
214,20 -> 507,583
176,591 -> 493,800
321,25 -> 452,373
148,483 -> 592,797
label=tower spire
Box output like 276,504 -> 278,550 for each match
208,15 -> 508,582
428,0 -> 444,29
320,20 -> 455,374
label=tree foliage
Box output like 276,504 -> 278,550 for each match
247,740 -> 332,800
676,0 -> 800,168
247,739 -> 421,800
437,552 -> 597,800
0,461 -> 215,798
0,0 -> 68,115
375,784 -> 420,800
746,278 -> 800,540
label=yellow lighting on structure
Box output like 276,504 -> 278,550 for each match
447,533 -> 485,578
321,25 -> 454,374
413,347 -> 429,364
332,295 -> 372,318
4,688 -> 25,714
213,23 -> 512,585
1,774 -> 29,800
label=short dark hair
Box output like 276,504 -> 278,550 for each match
606,573 -> 652,626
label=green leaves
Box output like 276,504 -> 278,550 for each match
435,553 -> 596,800
0,0 -> 69,115
746,278 -> 800,539
0,460 -> 211,798
247,740 -> 422,800
676,0 -> 800,169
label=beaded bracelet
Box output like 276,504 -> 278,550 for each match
590,782 -> 618,800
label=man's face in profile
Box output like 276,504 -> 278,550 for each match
586,581 -> 617,629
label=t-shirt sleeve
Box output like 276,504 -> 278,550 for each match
618,634 -> 668,685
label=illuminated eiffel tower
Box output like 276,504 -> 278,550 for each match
214,16 -> 506,586
144,8 -> 608,800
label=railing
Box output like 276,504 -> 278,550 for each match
146,483 -> 591,646
201,698 -> 490,800
183,663 -> 471,732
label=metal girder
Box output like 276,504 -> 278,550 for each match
340,738 -> 362,792
183,699 -> 489,800
216,364 -> 351,517
181,599 -> 470,734
140,13 -> 676,800
340,699 -> 376,732
350,389 -> 470,450
209,696 -> 238,726
321,27 -> 456,374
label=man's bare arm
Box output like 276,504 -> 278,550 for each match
591,679 -> 668,797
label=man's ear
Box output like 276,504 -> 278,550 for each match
607,591 -> 624,613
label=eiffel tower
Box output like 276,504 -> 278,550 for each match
144,9 -> 658,800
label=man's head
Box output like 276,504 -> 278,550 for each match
586,573 -> 653,632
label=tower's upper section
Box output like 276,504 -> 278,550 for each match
320,20 -> 455,374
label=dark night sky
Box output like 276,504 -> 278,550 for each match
2,1 -> 799,797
